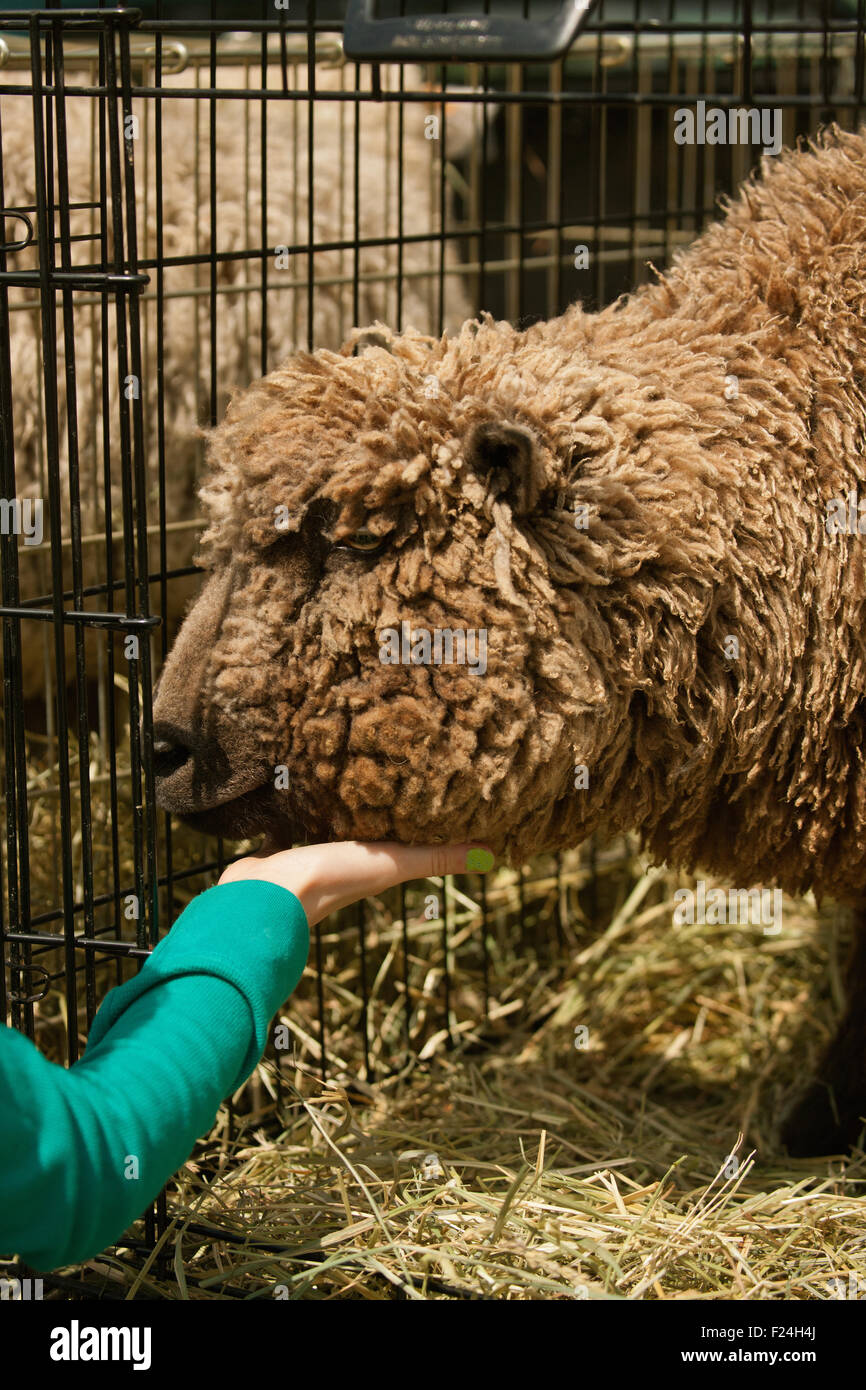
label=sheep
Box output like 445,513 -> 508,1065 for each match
1,58 -> 480,698
151,125 -> 866,1155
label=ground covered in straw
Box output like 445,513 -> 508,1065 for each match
60,846 -> 866,1301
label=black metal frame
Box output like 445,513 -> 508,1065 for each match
0,0 -> 863,1277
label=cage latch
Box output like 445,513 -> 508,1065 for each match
0,210 -> 34,254
343,0 -> 595,63
6,962 -> 50,1005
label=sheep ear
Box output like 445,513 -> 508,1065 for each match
465,420 -> 542,513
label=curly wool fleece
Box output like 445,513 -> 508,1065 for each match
154,125 -> 866,904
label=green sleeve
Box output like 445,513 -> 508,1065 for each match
0,879 -> 309,1272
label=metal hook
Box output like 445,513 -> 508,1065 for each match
599,36 -> 630,70
0,210 -> 35,253
8,961 -> 50,1005
144,40 -> 189,76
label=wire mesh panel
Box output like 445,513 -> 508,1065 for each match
0,7 -> 158,1048
1,0 -> 864,1275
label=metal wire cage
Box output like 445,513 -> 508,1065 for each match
0,0 -> 864,1269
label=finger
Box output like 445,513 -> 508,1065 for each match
338,840 -> 493,889
298,840 -> 494,922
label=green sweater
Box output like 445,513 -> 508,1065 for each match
0,879 -> 310,1272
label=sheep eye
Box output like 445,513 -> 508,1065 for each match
338,528 -> 387,554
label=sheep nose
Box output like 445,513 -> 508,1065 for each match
152,729 -> 195,780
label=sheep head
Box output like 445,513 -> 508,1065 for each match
152,314 -> 585,857
152,306 -> 741,866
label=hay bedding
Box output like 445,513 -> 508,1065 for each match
17,759 -> 866,1300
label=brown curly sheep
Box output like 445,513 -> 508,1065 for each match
153,127 -> 866,1156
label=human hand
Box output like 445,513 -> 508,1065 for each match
218,841 -> 495,928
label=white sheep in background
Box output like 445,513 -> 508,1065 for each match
1,51 -> 485,697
